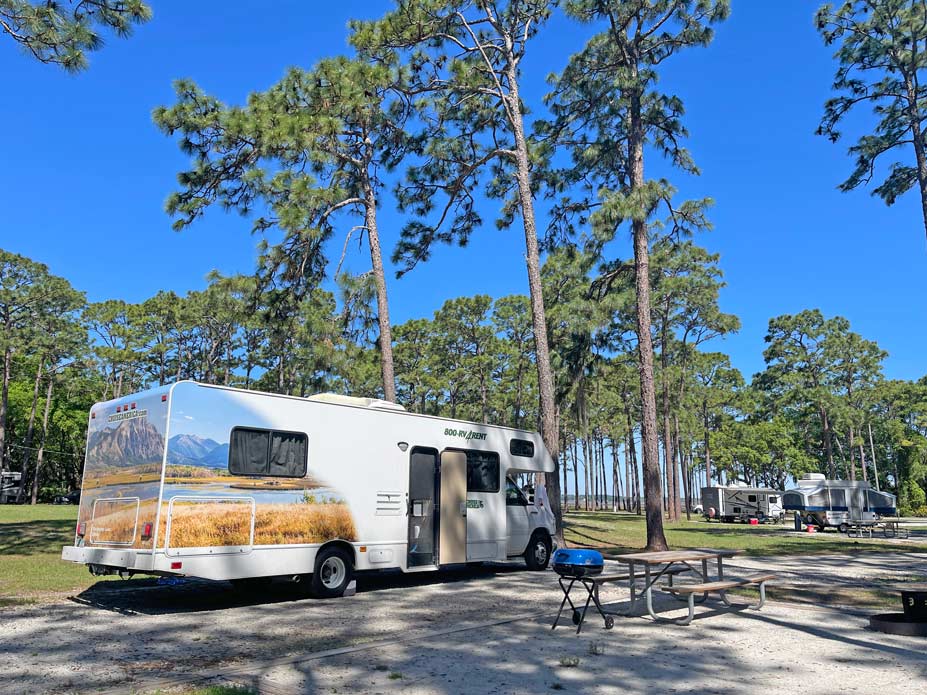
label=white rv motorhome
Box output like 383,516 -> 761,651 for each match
61,381 -> 557,597
782,473 -> 897,532
700,484 -> 784,523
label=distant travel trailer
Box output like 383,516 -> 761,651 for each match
782,473 -> 896,532
0,471 -> 22,504
61,381 -> 557,597
700,484 -> 784,523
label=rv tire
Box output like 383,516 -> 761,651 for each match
837,523 -> 849,534
311,546 -> 354,599
524,531 -> 551,571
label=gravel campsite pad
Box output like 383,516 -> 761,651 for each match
1,555 -> 926,694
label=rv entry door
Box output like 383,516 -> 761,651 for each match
408,448 -> 439,568
439,451 -> 467,564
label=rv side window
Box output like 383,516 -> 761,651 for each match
509,439 -> 534,458
465,451 -> 500,493
229,427 -> 307,478
748,495 -> 757,503
769,496 -> 778,505
505,478 -> 529,506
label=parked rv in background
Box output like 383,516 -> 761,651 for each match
61,381 -> 557,598
782,473 -> 896,532
701,484 -> 784,523
0,471 -> 22,504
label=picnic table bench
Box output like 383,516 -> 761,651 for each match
610,549 -> 776,625
661,573 -> 776,625
842,519 -> 909,539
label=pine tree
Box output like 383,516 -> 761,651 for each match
351,0 -> 564,534
544,0 -> 729,549
817,0 -> 927,245
1,0 -> 150,71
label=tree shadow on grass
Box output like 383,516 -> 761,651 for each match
0,520 -> 75,555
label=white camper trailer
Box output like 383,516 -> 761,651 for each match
61,381 -> 557,597
0,471 -> 22,504
700,484 -> 784,523
782,473 -> 896,532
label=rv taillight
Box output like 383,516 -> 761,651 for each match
131,403 -> 136,410
76,522 -> 86,537
141,522 -> 153,540
91,412 -> 96,419
161,395 -> 167,402
170,561 -> 182,570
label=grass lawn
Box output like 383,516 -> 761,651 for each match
563,509 -> 927,556
0,504 -> 131,605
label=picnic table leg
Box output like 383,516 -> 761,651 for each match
622,561 -> 638,616
644,564 -> 660,620
676,593 -> 696,626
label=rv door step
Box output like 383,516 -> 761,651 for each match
660,574 -> 776,625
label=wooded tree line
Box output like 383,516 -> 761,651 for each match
7,1 -> 927,541
2,246 -> 927,516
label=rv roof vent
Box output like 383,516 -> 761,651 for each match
306,392 -> 407,412
800,473 -> 826,481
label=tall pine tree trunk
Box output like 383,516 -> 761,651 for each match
362,181 -> 397,403
572,436 -> 580,511
31,376 -> 54,505
821,407 -> 836,478
17,359 -> 43,503
629,75 -> 668,550
508,70 -> 561,537
902,73 -> 927,244
868,422 -> 880,492
0,345 -> 11,478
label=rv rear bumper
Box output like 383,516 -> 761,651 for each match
61,545 -> 155,572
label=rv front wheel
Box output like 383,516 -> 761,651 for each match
311,547 -> 354,599
524,532 -> 551,571
837,523 -> 849,534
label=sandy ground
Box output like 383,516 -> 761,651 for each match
1,554 -> 925,694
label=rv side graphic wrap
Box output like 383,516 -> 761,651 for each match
160,384 -> 356,550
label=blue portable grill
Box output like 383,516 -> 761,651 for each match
551,549 -> 615,633
553,549 -> 604,578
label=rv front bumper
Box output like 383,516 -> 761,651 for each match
61,545 -> 156,573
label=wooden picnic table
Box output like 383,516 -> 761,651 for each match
609,548 -> 739,623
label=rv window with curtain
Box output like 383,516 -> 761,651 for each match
509,439 -> 534,458
229,427 -> 307,478
465,451 -> 500,492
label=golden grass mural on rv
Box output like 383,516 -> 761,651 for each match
162,501 -> 357,547
89,501 -> 357,548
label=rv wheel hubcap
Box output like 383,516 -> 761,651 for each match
534,541 -> 548,564
320,556 -> 346,589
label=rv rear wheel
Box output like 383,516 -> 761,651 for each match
837,523 -> 849,534
524,532 -> 551,571
311,546 -> 354,599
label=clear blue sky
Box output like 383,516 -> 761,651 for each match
1,0 -> 924,384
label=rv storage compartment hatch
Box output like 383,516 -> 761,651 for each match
553,549 -> 604,577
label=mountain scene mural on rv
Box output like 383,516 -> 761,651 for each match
158,383 -> 357,548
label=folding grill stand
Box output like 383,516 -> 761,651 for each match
551,574 -> 616,634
